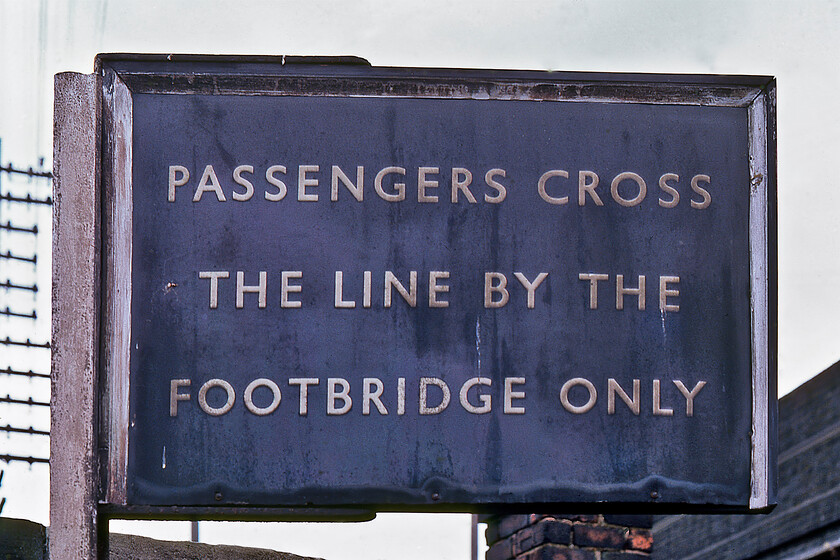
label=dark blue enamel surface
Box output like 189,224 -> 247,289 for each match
126,89 -> 753,508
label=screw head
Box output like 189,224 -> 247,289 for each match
214,492 -> 223,501
650,490 -> 659,500
431,492 -> 440,501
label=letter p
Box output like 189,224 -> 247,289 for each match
168,165 -> 190,202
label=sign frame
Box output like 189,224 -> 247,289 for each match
54,54 -> 777,530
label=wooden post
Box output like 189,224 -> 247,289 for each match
51,71 -> 102,560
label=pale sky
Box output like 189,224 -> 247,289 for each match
1,0 -> 838,557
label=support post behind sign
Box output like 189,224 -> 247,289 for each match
51,72 -> 103,560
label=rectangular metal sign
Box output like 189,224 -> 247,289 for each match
97,55 -> 776,513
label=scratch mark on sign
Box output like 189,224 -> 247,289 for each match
475,316 -> 481,373
660,308 -> 667,343
162,446 -> 166,469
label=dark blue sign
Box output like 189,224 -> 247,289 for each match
110,58 -> 775,511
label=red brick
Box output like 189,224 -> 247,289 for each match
573,523 -> 627,549
512,518 -> 572,554
537,519 -> 573,545
516,544 -> 597,560
625,528 -> 653,553
498,514 -> 544,539
553,514 -> 600,523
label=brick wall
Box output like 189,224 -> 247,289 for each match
485,514 -> 653,560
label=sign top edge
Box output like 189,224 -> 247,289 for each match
94,52 -> 775,89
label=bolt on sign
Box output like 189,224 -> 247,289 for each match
88,55 -> 776,515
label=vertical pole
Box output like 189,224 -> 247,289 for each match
51,72 -> 101,560
471,514 -> 479,560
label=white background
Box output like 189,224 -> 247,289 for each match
1,1 -> 838,558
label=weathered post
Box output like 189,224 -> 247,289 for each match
51,72 -> 103,559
